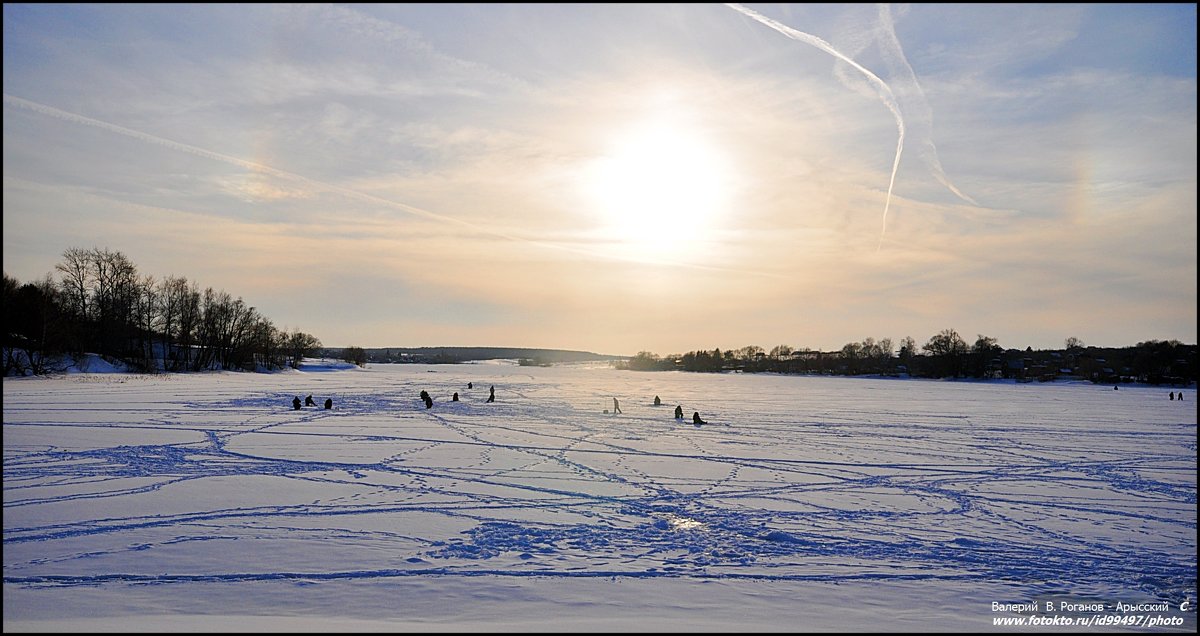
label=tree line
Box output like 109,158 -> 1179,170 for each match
618,329 -> 1196,385
3,247 -> 322,376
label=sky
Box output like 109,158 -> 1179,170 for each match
3,3 -> 1196,356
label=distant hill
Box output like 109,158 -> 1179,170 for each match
328,346 -> 626,365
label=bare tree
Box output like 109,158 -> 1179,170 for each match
343,346 -> 368,367
284,330 -> 323,369
155,276 -> 187,370
971,335 -> 1001,378
769,344 -> 794,359
876,337 -> 894,369
55,247 -> 91,320
923,328 -> 969,377
176,280 -> 201,370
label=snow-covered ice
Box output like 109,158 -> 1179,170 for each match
3,362 -> 1196,632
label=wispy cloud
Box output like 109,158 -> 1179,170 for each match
725,3 -> 906,250
3,4 -> 1194,352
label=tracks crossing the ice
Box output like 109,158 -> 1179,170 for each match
4,369 -> 1195,607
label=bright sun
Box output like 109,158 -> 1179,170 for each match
580,120 -> 733,259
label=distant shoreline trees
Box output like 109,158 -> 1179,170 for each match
3,247 -> 322,376
342,346 -> 368,367
616,333 -> 1196,386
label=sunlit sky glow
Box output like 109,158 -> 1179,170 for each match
3,3 -> 1196,354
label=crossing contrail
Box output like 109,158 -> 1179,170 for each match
872,4 -> 977,207
726,3 -> 904,251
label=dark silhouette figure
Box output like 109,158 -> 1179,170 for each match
1114,386 -> 1119,390
452,392 -> 459,402
675,405 -> 683,420
487,386 -> 495,403
1180,393 -> 1185,401
324,398 -> 332,410
613,398 -> 622,414
420,390 -> 433,409
693,411 -> 706,425
1170,392 -> 1175,400
468,382 -> 474,389
305,394 -> 316,407
292,396 -> 301,410
653,395 -> 661,406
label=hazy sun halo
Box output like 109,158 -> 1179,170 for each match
580,120 -> 733,259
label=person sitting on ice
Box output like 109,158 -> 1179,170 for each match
305,394 -> 316,407
654,395 -> 662,406
693,411 -> 707,426
292,396 -> 301,410
452,392 -> 459,402
324,398 -> 333,409
674,405 -> 684,420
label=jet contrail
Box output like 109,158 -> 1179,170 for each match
4,93 -> 786,280
873,4 -> 977,207
725,3 -> 904,251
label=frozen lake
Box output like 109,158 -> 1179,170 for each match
3,362 -> 1196,632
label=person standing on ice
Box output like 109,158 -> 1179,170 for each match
612,397 -> 622,414
487,385 -> 495,403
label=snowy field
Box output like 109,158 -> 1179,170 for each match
3,361 -> 1196,632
